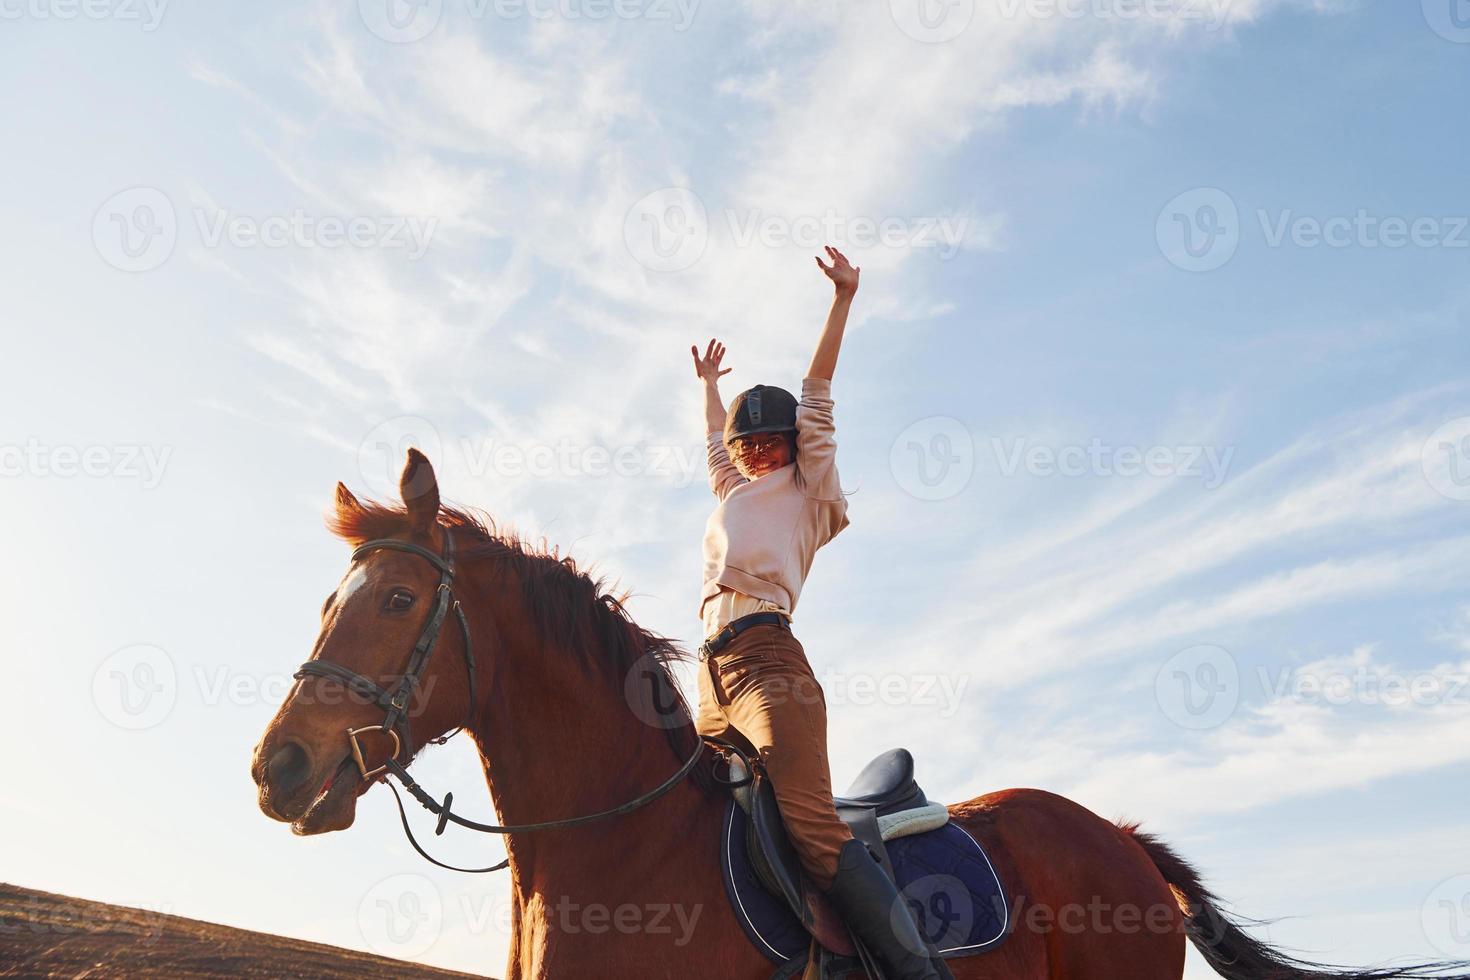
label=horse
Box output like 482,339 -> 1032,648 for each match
251,449 -> 1468,980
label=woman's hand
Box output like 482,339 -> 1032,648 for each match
815,245 -> 860,296
691,338 -> 733,386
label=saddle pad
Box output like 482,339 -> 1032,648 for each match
719,801 -> 1011,963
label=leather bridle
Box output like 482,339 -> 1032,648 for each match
295,535 -> 476,780
292,531 -> 710,874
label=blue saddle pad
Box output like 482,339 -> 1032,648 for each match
719,800 -> 1011,963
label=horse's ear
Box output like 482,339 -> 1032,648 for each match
401,448 -> 440,537
334,482 -> 362,522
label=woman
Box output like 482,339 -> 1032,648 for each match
690,247 -> 948,980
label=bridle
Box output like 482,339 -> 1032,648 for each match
296,535 -> 475,781
292,531 -> 710,874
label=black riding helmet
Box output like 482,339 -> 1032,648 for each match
724,384 -> 798,446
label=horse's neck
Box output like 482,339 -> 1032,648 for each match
462,588 -> 710,888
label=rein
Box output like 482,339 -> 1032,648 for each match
295,531 -> 713,875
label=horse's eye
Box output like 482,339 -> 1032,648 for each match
384,590 -> 415,612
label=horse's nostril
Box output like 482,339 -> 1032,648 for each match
268,741 -> 312,797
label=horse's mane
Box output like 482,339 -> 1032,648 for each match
328,498 -> 710,785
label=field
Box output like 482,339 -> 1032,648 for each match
0,882 -> 490,979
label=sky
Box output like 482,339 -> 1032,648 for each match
3,0 -> 1470,977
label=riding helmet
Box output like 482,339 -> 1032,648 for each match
724,384 -> 798,446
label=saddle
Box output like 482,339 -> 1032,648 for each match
721,747 -> 954,969
729,748 -> 949,913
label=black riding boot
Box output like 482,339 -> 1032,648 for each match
824,838 -> 954,980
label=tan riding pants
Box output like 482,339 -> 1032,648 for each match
694,624 -> 852,891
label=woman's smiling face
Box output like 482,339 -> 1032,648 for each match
731,432 -> 795,480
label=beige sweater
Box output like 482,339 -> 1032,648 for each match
699,377 -> 850,631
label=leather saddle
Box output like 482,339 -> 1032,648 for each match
722,747 -> 951,956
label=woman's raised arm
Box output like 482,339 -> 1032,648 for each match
808,246 -> 860,382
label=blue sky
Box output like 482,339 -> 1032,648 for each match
3,1 -> 1469,976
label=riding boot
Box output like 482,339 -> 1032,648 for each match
823,838 -> 954,980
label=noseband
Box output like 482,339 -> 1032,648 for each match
291,530 -> 712,874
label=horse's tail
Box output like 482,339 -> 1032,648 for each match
1119,821 -> 1470,980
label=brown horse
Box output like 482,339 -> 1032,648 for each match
252,450 -> 1467,980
